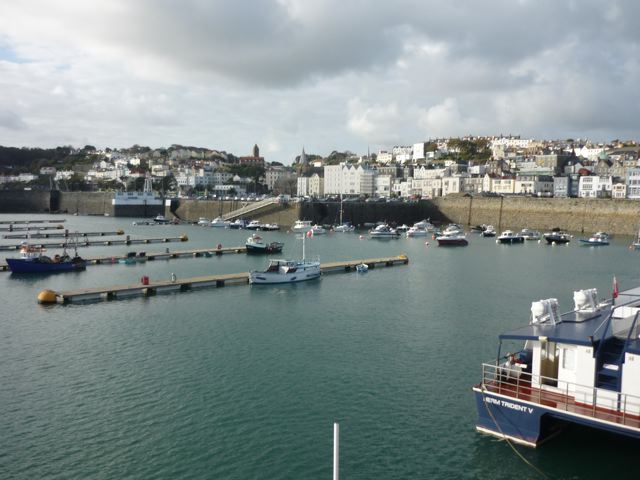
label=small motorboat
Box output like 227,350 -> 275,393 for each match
544,231 -> 571,244
580,231 -> 610,246
310,225 -> 326,235
228,219 -> 248,230
154,215 -> 170,224
521,229 -> 541,240
333,223 -> 356,233
292,220 -> 313,233
369,224 -> 400,239
355,263 -> 369,273
497,230 -> 525,244
245,234 -> 284,254
210,217 -> 228,228
197,217 -> 210,226
395,224 -> 410,233
246,220 -> 263,231
482,225 -> 497,237
436,232 -> 468,246
406,226 -> 429,237
261,223 -> 281,231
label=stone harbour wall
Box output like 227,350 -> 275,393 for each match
0,190 -> 52,213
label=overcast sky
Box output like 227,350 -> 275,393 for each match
0,0 -> 639,163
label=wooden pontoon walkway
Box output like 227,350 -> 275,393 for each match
1,245 -> 245,272
0,224 -> 65,232
37,255 -> 409,304
3,230 -> 126,239
0,235 -> 189,251
0,219 -> 65,224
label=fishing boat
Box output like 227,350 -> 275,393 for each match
580,232 -> 610,246
369,224 -> 400,239
245,234 -> 284,254
249,234 -> 320,284
6,241 -> 86,273
497,230 -> 525,244
472,283 -> 640,447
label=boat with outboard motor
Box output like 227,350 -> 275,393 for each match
292,220 -> 313,233
245,234 -> 284,254
210,217 -> 228,228
580,231 -> 610,246
334,222 -> 356,233
249,233 -> 320,284
473,283 -> 640,447
521,228 -> 541,241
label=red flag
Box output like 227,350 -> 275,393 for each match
306,229 -> 313,238
613,276 -> 619,299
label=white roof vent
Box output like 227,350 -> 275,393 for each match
573,288 -> 599,313
531,298 -> 560,325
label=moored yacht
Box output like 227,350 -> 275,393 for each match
544,231 -> 571,244
245,220 -> 263,231
333,222 -> 355,233
210,217 -> 227,228
249,234 -> 320,284
197,217 -> 210,226
473,285 -> 640,447
406,226 -> 429,237
482,225 -> 497,237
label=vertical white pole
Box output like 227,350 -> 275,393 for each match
333,422 -> 339,480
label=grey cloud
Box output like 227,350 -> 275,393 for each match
0,109 -> 26,130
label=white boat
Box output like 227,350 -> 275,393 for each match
249,234 -> 320,284
210,217 -> 227,228
369,224 -> 400,239
310,224 -> 326,235
197,217 -> 210,226
482,225 -> 497,237
580,231 -> 610,246
292,220 -> 313,232
442,223 -> 464,236
395,224 -> 410,233
520,228 -> 541,240
154,215 -> 170,224
334,223 -> 355,233
261,223 -> 280,231
245,234 -> 284,254
497,230 -> 525,244
436,231 -> 468,246
355,263 -> 369,273
406,226 -> 429,237
246,220 -> 263,230
413,219 -> 434,231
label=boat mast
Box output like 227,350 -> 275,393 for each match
302,232 -> 306,261
339,194 -> 343,225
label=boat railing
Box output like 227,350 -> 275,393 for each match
480,361 -> 640,426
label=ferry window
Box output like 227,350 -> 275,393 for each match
562,348 -> 575,370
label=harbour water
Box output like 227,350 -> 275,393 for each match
2,214 -> 639,479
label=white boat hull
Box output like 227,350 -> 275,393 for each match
249,265 -> 321,284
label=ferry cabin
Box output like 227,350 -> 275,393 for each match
473,286 -> 640,447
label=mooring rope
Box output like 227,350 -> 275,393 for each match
481,384 -> 550,479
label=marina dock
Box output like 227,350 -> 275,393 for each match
0,245 -> 248,271
37,255 -> 409,304
0,219 -> 66,224
2,229 -> 126,239
0,234 -> 189,251
0,224 -> 65,232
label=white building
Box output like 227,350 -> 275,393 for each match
626,168 -> 640,199
441,176 -> 462,196
377,151 -> 393,164
375,175 -> 393,197
579,175 -> 612,198
323,163 -> 376,196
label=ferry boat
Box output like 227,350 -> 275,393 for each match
112,175 -> 163,207
472,284 -> 640,447
497,230 -> 525,244
6,242 -> 86,273
580,231 -> 610,246
249,234 -> 320,284
245,234 -> 284,254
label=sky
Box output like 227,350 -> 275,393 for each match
0,0 -> 639,164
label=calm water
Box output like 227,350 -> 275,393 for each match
1,214 -> 639,479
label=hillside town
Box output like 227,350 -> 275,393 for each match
2,136 -> 640,200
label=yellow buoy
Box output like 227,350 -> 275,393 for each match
180,234 -> 189,241
116,229 -> 124,235
37,289 -> 57,304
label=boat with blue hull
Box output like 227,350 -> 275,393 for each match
473,285 -> 640,447
7,243 -> 86,273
